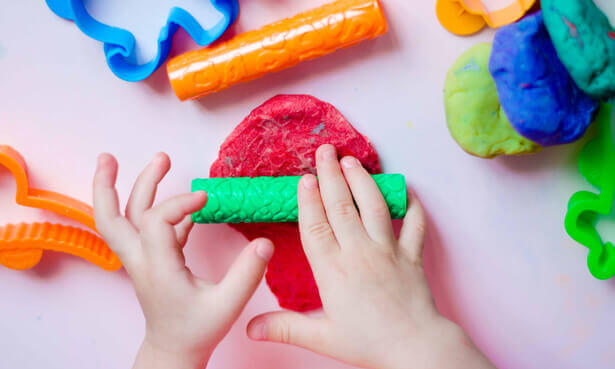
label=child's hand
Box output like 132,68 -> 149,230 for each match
247,145 -> 495,369
93,153 -> 274,369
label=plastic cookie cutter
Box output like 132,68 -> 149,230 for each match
0,146 -> 121,271
436,0 -> 537,36
167,0 -> 388,100
565,104 -> 615,279
45,0 -> 239,81
191,175 -> 407,223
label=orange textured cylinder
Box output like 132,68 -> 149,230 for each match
167,0 -> 388,100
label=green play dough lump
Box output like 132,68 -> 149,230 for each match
444,43 -> 541,158
543,0 -> 615,99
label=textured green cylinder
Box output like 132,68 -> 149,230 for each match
192,174 -> 407,223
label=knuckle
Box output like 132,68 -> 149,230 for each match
369,202 -> 390,218
414,220 -> 427,237
140,210 -> 160,231
305,221 -> 333,240
272,322 -> 292,344
403,252 -> 424,269
141,209 -> 157,223
331,199 -> 356,217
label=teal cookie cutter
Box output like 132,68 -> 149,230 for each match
45,0 -> 239,81
565,103 -> 615,279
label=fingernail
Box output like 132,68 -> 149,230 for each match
248,320 -> 267,340
341,156 -> 360,169
97,154 -> 108,167
301,174 -> 318,190
255,240 -> 274,262
97,154 -> 114,170
193,191 -> 207,200
152,153 -> 164,164
319,145 -> 337,162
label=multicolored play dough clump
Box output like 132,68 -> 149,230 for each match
489,11 -> 598,146
444,43 -> 540,158
210,94 -> 382,311
543,0 -> 615,100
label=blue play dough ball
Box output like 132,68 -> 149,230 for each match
489,11 -> 598,146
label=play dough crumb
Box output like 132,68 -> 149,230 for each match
444,43 -> 541,158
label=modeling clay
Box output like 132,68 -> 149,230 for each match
0,146 -> 121,271
543,0 -> 615,99
167,0 -> 388,100
565,104 -> 615,279
436,0 -> 537,36
192,175 -> 406,224
45,0 -> 238,81
489,12 -> 598,146
210,94 -> 382,311
444,43 -> 540,158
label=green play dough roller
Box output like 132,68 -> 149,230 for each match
192,174 -> 407,224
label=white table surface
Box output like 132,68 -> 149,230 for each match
2,1 -> 615,368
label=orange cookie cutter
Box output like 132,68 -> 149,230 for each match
436,0 -> 537,36
0,145 -> 121,271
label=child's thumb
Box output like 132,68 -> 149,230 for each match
217,238 -> 274,314
247,311 -> 329,352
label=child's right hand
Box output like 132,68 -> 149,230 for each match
247,144 -> 495,369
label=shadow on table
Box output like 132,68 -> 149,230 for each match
419,209 -> 464,325
194,22 -> 400,112
141,20 -> 245,96
494,123 -> 597,175
391,200 -> 462,326
142,11 -> 401,110
21,249 -> 131,281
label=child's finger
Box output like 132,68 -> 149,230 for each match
247,311 -> 330,352
125,153 -> 171,229
398,190 -> 426,263
315,145 -> 368,247
216,238 -> 274,316
142,191 -> 207,228
93,154 -> 139,262
140,192 -> 207,269
340,156 -> 395,246
298,174 -> 339,277
175,215 -> 194,247
93,154 -> 121,221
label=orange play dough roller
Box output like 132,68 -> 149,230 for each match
167,0 -> 388,100
0,145 -> 121,271
436,0 -> 537,36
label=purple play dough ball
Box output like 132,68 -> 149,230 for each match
489,11 -> 598,146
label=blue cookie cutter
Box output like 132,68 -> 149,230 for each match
45,0 -> 239,81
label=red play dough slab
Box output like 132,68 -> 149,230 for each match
210,95 -> 381,311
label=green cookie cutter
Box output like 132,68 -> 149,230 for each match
565,103 -> 615,279
192,174 -> 407,224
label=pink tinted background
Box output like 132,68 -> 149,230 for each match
2,1 -> 615,368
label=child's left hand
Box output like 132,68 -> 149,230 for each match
93,153 -> 274,369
